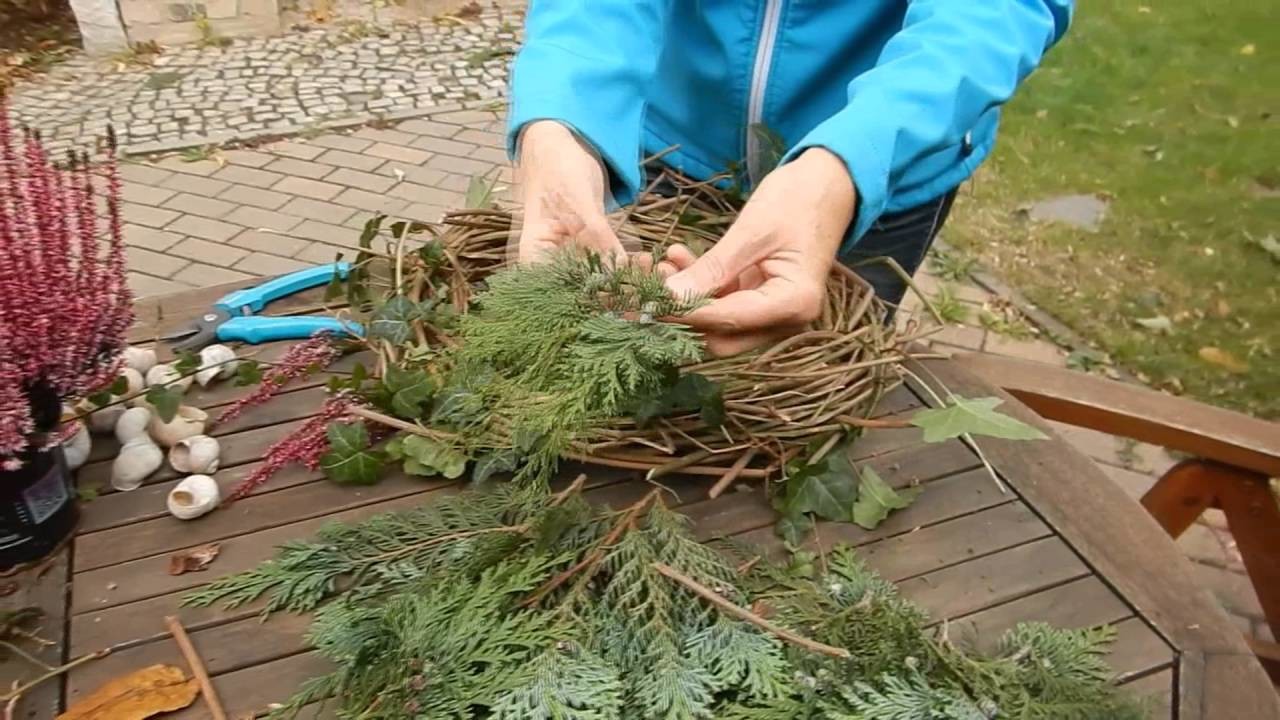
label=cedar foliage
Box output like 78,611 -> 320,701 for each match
185,486 -> 1148,720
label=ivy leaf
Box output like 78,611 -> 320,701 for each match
473,449 -> 519,485
319,422 -> 384,485
400,435 -> 467,479
383,434 -> 405,460
909,396 -> 1047,443
145,384 -> 183,423
851,467 -> 921,530
173,349 -> 200,376
109,375 -> 130,396
324,259 -> 346,301
774,512 -> 813,547
359,213 -> 385,249
430,386 -> 487,427
383,365 -> 434,418
781,451 -> 858,522
632,373 -> 724,427
368,296 -> 420,345
234,359 -> 262,387
418,240 -> 446,269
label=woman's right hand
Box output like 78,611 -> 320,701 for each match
514,121 -> 627,265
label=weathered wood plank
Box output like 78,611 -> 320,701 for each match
951,575 -> 1133,645
1121,668 -> 1173,719
0,549 -> 70,720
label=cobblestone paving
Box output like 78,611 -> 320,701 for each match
6,8 -> 518,156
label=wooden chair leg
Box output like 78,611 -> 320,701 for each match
1212,465 -> 1280,653
1141,459 -> 1217,538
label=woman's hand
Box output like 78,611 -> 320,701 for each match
513,121 -> 627,264
662,148 -> 857,357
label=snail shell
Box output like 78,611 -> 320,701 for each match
63,421 -> 92,470
115,406 -> 153,444
122,346 -> 158,375
118,367 -> 146,397
111,437 -> 163,491
149,406 -> 209,448
146,363 -> 193,393
195,344 -> 238,387
78,396 -> 125,435
168,435 -> 220,474
167,474 -> 220,520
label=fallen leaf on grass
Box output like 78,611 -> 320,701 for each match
1198,347 -> 1248,374
1249,234 -> 1280,263
168,543 -> 220,576
57,664 -> 199,720
1134,315 -> 1172,333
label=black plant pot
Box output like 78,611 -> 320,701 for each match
0,445 -> 78,572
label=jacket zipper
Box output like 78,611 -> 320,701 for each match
746,0 -> 784,185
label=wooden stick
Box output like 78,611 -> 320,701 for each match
165,616 -> 228,720
708,449 -> 758,499
651,562 -> 851,659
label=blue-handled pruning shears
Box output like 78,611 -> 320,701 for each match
163,262 -> 363,351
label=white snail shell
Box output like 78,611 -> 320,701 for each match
111,437 -> 163,491
146,363 -> 193,393
115,406 -> 153,444
63,421 -> 92,470
148,406 -> 208,448
195,344 -> 238,387
167,474 -> 220,520
168,435 -> 220,474
118,367 -> 146,397
78,396 -> 125,434
122,346 -> 158,375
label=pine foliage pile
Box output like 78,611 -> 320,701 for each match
186,485 -> 1148,720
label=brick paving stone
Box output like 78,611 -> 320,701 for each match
119,163 -> 174,186
453,129 -> 505,146
332,187 -> 410,215
169,237 -> 250,267
411,135 -> 477,158
308,134 -> 374,153
379,163 -> 448,187
433,172 -> 479,193
162,192 -> 237,219
984,334 -> 1067,366
173,262 -> 254,286
221,149 -> 275,168
262,141 -> 325,160
470,145 -> 509,165
352,127 -> 418,146
365,142 -> 432,165
213,165 -> 286,189
273,176 -> 344,201
279,196 -> 357,225
229,229 -> 311,257
401,203 -> 451,223
120,183 -> 177,206
166,214 -> 244,242
164,173 -> 233,198
1177,522 -> 1243,571
327,167 -> 397,193
433,109 -> 499,126
389,182 -> 464,207
123,224 -> 183,252
234,252 -> 312,275
127,272 -> 193,299
224,205 -> 304,233
264,157 -> 333,180
122,202 -> 181,228
396,119 -> 460,138
293,241 -> 349,265
127,247 -> 190,277
219,184 -> 293,210
291,219 -> 362,249
1193,563 -> 1265,621
154,157 -> 223,176
315,148 -> 385,172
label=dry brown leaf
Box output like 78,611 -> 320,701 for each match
168,543 -> 220,576
1214,298 -> 1231,318
455,1 -> 482,18
1198,347 -> 1248,374
57,664 -> 199,720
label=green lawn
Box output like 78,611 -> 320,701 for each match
945,0 -> 1279,418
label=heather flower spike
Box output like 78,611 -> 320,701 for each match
0,93 -> 133,463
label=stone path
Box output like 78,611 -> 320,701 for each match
6,7 -> 517,157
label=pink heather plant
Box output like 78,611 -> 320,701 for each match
226,395 -> 355,503
0,95 -> 133,465
214,334 -> 343,428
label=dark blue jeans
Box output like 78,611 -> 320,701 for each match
841,190 -> 956,307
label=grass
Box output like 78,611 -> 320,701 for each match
946,0 -> 1279,418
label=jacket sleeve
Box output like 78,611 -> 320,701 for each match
786,0 -> 1072,241
506,0 -> 672,207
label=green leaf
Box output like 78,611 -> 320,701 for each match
108,375 -> 130,396
465,174 -> 495,209
400,434 -> 467,479
781,451 -> 858,522
319,422 -> 384,485
76,485 -> 101,503
473,449 -> 519,484
417,240 -> 445,269
383,434 -> 406,460
173,349 -> 200,376
359,213 -> 385,249
851,467 -> 921,530
749,123 -> 787,178
234,359 -> 262,387
86,389 -> 113,407
430,386 -> 487,426
383,365 -> 434,418
144,384 -> 183,423
774,512 -> 813,547
324,261 -> 345,301
909,396 -> 1048,443
632,373 -> 725,427
367,296 -> 420,345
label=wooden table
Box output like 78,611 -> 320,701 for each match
4,281 -> 1277,719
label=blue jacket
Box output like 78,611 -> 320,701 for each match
507,0 -> 1072,249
